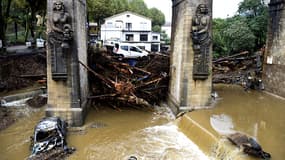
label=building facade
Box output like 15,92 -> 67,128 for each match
100,11 -> 160,52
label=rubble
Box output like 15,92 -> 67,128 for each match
213,51 -> 264,90
86,48 -> 169,109
0,53 -> 46,92
26,95 -> 47,108
227,132 -> 271,159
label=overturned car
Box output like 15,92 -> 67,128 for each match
30,117 -> 67,156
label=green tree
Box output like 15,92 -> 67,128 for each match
0,0 -> 13,47
148,7 -> 165,32
161,30 -> 170,45
238,0 -> 268,49
25,0 -> 47,41
212,18 -> 229,58
87,0 -> 114,25
128,0 -> 149,17
223,16 -> 256,54
111,0 -> 129,14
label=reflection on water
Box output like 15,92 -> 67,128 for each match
210,114 -> 235,135
189,84 -> 285,160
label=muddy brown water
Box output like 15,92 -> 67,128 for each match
0,106 -> 208,160
188,84 -> 285,160
0,84 -> 285,160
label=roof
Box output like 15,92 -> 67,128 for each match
104,11 -> 152,21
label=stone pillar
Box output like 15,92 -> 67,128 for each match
168,0 -> 212,113
46,0 -> 88,126
263,0 -> 285,98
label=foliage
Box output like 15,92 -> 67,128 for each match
224,16 -> 256,53
161,30 -> 170,45
148,7 -> 165,26
213,0 -> 268,58
152,25 -> 161,33
0,0 -> 47,47
87,0 -> 166,31
238,0 -> 268,49
128,0 -> 149,17
213,18 -> 228,58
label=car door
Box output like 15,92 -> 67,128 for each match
130,46 -> 142,58
119,45 -> 130,58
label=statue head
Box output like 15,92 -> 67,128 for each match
53,1 -> 64,11
197,4 -> 208,14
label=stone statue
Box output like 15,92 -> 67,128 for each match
51,0 -> 72,48
191,4 -> 211,80
48,0 -> 73,80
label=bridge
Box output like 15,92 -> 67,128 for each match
45,0 -> 285,126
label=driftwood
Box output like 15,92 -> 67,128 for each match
84,48 -> 169,109
213,51 -> 263,85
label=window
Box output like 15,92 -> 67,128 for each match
153,36 -> 158,41
130,46 -> 142,53
151,44 -> 159,52
115,21 -> 123,28
121,46 -> 128,51
140,22 -> 147,30
106,22 -> 113,28
126,34 -> 134,41
126,23 -> 132,30
140,34 -> 148,41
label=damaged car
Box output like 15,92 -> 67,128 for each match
30,117 -> 67,156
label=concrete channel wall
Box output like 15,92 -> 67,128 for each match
264,0 -> 285,98
177,114 -> 254,160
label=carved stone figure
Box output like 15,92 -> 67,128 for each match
191,4 -> 211,80
48,0 -> 73,80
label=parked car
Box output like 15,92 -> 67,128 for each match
30,117 -> 67,156
113,43 -> 149,59
36,38 -> 46,48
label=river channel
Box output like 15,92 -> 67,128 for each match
0,84 -> 285,160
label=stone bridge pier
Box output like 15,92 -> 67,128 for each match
168,0 -> 213,113
46,0 -> 88,126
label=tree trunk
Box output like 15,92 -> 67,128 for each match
0,0 -> 6,47
24,8 -> 29,42
14,22 -> 18,41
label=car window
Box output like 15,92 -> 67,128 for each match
130,46 -> 142,53
121,45 -> 128,51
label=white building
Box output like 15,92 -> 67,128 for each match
100,11 -> 160,52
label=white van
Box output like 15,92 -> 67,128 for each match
113,43 -> 149,59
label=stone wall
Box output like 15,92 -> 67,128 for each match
46,0 -> 88,126
264,0 -> 285,97
168,0 -> 212,113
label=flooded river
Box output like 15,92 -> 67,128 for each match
0,106 -> 208,160
187,84 -> 285,160
1,84 -> 285,159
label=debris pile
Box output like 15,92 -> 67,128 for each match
227,132 -> 271,159
26,95 -> 47,108
85,48 -> 170,109
212,51 -> 263,86
0,54 -> 46,92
